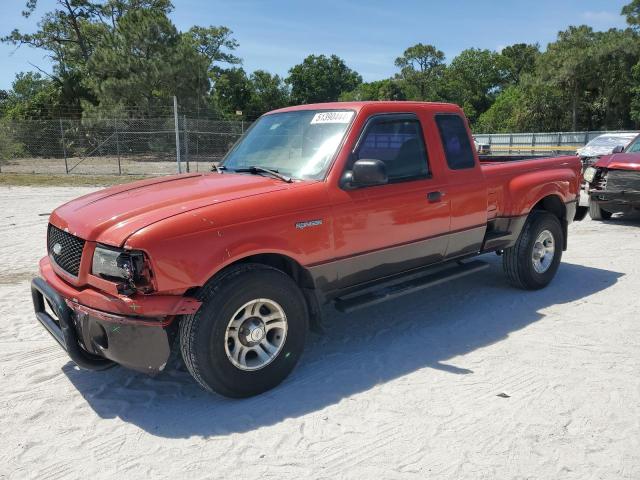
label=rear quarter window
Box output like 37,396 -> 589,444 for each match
435,114 -> 476,170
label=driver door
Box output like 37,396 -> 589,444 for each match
328,113 -> 451,290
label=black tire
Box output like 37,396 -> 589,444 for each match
502,211 -> 563,290
589,200 -> 612,220
180,263 -> 309,398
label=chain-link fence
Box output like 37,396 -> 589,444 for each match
2,119 -> 637,176
0,116 -> 248,175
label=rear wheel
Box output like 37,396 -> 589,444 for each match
589,200 -> 612,220
180,263 -> 308,398
503,212 -> 563,290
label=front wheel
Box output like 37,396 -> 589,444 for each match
503,212 -> 563,290
180,264 -> 309,398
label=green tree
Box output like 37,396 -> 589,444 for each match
87,8 -> 209,115
536,26 -> 640,130
210,67 -> 252,116
3,1 -> 239,117
624,1 -> 640,125
631,62 -> 640,123
394,43 -> 445,100
622,0 -> 640,29
442,48 -> 508,123
286,54 -> 362,104
183,25 -> 241,73
588,29 -> 640,129
245,70 -> 289,117
1,72 -> 63,119
340,79 -> 405,101
500,43 -> 540,84
476,82 -> 569,133
2,1 -> 174,113
536,26 -> 599,130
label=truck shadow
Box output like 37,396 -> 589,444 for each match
602,211 -> 640,226
63,256 -> 622,438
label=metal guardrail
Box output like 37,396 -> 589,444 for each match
474,130 -> 638,156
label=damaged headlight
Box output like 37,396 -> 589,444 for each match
92,245 -> 154,294
583,166 -> 597,184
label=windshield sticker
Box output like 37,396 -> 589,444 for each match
310,111 -> 354,125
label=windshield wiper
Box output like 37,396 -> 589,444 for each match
228,165 -> 293,183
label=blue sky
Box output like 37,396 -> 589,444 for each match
0,0 -> 631,89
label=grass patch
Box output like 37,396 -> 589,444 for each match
0,173 -> 151,187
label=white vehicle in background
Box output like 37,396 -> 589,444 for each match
473,137 -> 491,155
577,132 -> 639,169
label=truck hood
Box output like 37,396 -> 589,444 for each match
50,173 -> 292,246
595,152 -> 640,172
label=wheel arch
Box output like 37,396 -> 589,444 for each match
189,252 -> 324,333
530,194 -> 568,250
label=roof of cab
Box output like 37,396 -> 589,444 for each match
267,101 -> 462,116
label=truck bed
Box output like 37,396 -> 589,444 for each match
480,155 -> 582,219
479,154 -> 559,162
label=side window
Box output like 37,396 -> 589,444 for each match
435,114 -> 476,170
356,118 -> 429,182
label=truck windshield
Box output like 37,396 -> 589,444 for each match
626,136 -> 640,153
221,110 -> 354,180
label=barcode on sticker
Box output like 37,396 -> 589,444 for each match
310,111 -> 354,124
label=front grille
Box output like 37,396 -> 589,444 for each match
605,170 -> 640,192
47,224 -> 85,276
594,172 -> 607,191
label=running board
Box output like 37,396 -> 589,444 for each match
334,260 -> 489,313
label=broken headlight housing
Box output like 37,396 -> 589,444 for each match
583,166 -> 598,184
92,245 -> 154,295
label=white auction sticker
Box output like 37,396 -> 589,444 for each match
310,111 -> 354,124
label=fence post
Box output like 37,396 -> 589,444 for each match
115,118 -> 122,175
531,133 -> 536,156
173,96 -> 182,174
509,133 -> 513,155
59,119 -> 69,174
183,115 -> 190,173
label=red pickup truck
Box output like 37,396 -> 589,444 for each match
32,102 -> 583,397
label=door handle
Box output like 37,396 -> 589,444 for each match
427,191 -> 444,202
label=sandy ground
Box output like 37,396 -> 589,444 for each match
1,186 -> 639,480
1,157 -> 212,176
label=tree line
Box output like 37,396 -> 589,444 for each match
1,0 -> 640,133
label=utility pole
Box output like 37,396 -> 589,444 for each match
59,119 -> 69,174
183,115 -> 190,173
173,96 -> 182,174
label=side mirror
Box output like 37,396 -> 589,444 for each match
342,159 -> 388,189
612,145 -> 625,154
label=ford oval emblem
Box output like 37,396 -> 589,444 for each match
53,243 -> 62,255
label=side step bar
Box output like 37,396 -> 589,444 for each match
334,260 -> 489,313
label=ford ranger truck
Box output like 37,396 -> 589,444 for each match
583,133 -> 640,220
31,102 -> 583,398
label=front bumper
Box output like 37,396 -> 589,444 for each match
589,190 -> 640,208
31,258 -> 201,374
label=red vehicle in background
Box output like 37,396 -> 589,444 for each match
583,134 -> 640,220
32,101 -> 584,397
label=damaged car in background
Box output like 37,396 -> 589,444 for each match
577,132 -> 639,170
583,133 -> 640,220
